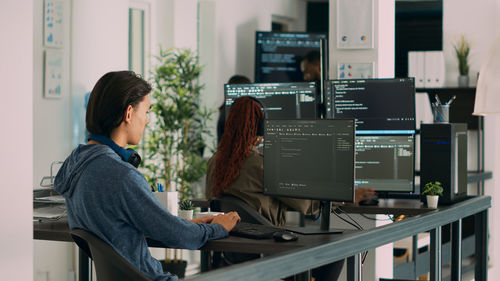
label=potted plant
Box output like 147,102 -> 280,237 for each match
178,199 -> 194,220
453,34 -> 471,87
142,47 -> 213,201
422,181 -> 444,208
143,47 -> 213,278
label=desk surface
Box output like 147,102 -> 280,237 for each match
33,218 -> 357,255
34,198 -> 432,255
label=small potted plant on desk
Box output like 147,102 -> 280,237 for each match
422,181 -> 444,208
178,199 -> 194,220
161,201 -> 194,278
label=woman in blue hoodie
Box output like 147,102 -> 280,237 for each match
54,71 -> 240,281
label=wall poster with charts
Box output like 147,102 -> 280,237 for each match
337,0 -> 374,49
337,62 -> 374,79
44,50 -> 63,99
44,0 -> 64,48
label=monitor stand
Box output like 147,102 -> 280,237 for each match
285,201 -> 344,235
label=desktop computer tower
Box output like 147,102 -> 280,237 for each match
420,123 -> 467,204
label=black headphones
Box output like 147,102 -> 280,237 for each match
245,96 -> 265,137
88,134 -> 142,168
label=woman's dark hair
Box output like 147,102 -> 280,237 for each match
86,71 -> 151,137
227,74 -> 251,84
212,96 -> 264,197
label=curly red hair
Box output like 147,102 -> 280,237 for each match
212,96 -> 264,197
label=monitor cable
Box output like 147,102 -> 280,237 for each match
331,207 -> 369,264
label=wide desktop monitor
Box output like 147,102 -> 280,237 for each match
255,31 -> 327,83
263,119 -> 355,202
224,82 -> 318,119
325,78 -> 416,134
325,78 -> 416,194
355,135 -> 415,192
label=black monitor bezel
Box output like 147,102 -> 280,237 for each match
263,118 -> 355,203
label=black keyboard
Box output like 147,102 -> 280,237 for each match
230,222 -> 283,239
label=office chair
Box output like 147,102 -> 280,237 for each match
210,194 -> 274,226
70,228 -> 151,281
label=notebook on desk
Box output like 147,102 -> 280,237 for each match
34,205 -> 67,220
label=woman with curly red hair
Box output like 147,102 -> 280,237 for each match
206,96 -> 346,280
206,96 -> 318,226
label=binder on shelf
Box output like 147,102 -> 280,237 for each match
425,51 -> 445,88
408,51 -> 445,88
408,51 -> 425,88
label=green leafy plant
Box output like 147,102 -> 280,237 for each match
422,181 -> 444,196
453,34 -> 470,76
142,47 -> 214,201
179,199 -> 194,211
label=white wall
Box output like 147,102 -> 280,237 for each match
444,0 -> 500,277
329,0 -> 395,79
443,0 -> 497,87
0,1 -> 33,280
198,0 -> 307,149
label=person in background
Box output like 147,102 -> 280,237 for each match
54,71 -> 240,281
301,50 -> 321,82
207,96 -> 374,280
216,75 -> 251,144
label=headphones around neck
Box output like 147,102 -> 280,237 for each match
88,134 -> 141,168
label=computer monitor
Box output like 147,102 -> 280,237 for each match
325,78 -> 416,194
263,119 -> 355,233
255,31 -> 327,83
325,78 -> 416,134
224,82 -> 318,119
355,135 -> 415,193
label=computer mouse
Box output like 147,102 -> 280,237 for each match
273,231 -> 299,242
358,198 -> 379,206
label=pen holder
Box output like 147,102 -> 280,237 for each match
154,191 -> 179,216
431,104 -> 450,123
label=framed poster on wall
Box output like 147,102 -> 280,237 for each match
44,50 -> 63,99
337,62 -> 374,79
337,0 -> 374,49
44,0 -> 64,48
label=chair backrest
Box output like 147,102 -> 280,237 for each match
70,228 -> 151,281
210,195 -> 274,226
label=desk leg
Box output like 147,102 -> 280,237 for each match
412,235 -> 418,279
293,271 -> 311,281
451,219 -> 462,281
347,253 -> 361,281
430,226 -> 442,281
200,250 -> 211,272
475,210 -> 488,281
79,248 -> 91,281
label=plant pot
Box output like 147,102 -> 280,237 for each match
160,260 -> 187,278
426,195 -> 439,208
458,75 -> 469,87
154,191 -> 179,216
178,209 -> 194,220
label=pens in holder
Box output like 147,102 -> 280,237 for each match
445,95 -> 456,106
435,94 -> 441,106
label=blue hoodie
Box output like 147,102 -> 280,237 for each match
54,144 -> 227,281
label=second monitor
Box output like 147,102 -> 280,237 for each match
225,82 -> 318,119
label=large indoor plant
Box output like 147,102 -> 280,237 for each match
453,34 -> 471,87
142,47 -> 213,201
